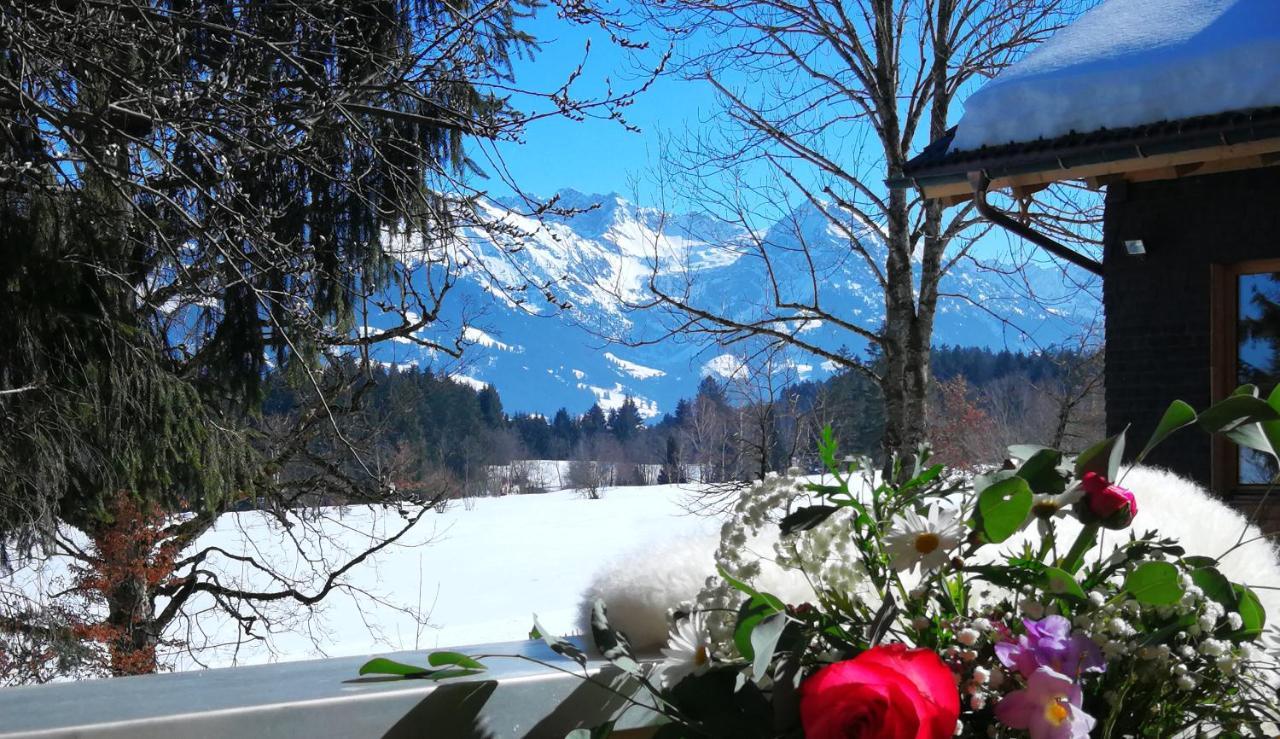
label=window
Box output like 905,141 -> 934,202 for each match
1212,260 -> 1280,488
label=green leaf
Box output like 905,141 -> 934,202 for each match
978,477 -> 1033,543
565,723 -> 615,739
427,651 -> 485,671
1221,422 -> 1279,464
1256,385 -> 1280,467
749,612 -> 788,681
867,592 -> 898,646
1008,444 -> 1051,461
804,483 -> 846,497
1182,555 -> 1218,569
1137,400 -> 1197,463
1123,561 -> 1184,605
1189,567 -> 1236,610
1015,448 -> 1065,495
531,615 -> 587,668
358,657 -> 431,677
424,668 -> 488,680
718,565 -> 785,612
964,564 -> 1037,590
1230,585 -> 1266,640
1075,430 -> 1126,481
818,426 -> 839,475
1198,395 -> 1280,435
973,469 -> 1016,499
899,464 -> 944,491
588,600 -> 640,674
1136,613 -> 1197,649
1042,566 -> 1086,599
779,505 -> 839,536
734,594 -> 784,660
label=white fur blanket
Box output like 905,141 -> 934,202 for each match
579,466 -> 1280,653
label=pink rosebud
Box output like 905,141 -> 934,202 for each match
1079,472 -> 1137,529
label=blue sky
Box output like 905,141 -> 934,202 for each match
483,7 -> 1097,277
488,9 -> 957,208
487,11 -> 714,201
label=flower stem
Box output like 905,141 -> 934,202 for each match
1060,523 -> 1100,574
1035,519 -> 1056,563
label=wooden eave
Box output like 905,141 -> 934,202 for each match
891,108 -> 1280,205
921,136 -> 1280,205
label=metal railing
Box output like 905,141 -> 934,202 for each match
0,640 -> 661,738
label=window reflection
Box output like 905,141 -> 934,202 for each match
1238,272 -> 1280,483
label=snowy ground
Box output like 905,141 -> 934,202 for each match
486,460 -> 705,493
10,484 -> 724,673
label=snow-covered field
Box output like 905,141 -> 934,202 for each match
486,460 -> 705,493
10,484 -> 722,673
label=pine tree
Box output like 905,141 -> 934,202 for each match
478,386 -> 506,429
0,0 -> 648,679
0,0 -> 553,541
550,408 -> 580,459
610,397 -> 645,443
695,377 -> 730,410
580,404 -> 608,438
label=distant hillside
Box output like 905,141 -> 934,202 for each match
362,190 -> 1098,418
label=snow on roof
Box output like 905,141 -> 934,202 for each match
951,0 -> 1280,152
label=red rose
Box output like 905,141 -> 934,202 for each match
799,644 -> 959,739
1080,471 -> 1138,529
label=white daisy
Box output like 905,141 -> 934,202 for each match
1028,487 -> 1084,537
1030,487 -> 1084,520
886,504 -> 963,572
658,611 -> 714,687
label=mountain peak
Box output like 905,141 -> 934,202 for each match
377,184 -> 1097,419
553,188 -> 627,210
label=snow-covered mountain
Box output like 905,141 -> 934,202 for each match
368,190 -> 1098,419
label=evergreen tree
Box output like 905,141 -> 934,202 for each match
478,385 -> 506,429
0,0 -> 647,678
673,398 -> 694,427
695,376 -> 730,410
610,397 -> 645,443
510,414 -> 553,459
580,404 -> 608,438
550,408 -> 580,459
0,0 -> 555,540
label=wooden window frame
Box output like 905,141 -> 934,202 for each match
1210,258 -> 1280,493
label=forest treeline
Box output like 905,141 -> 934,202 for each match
265,345 -> 1103,500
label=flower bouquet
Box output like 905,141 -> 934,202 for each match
361,392 -> 1280,737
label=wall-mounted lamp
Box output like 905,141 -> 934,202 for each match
1124,239 -> 1147,257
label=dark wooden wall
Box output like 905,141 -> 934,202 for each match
1104,166 -> 1280,509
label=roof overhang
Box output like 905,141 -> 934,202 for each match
891,108 -> 1280,205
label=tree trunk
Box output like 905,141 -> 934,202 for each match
881,178 -> 927,471
105,574 -> 159,676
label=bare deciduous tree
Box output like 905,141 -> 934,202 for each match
619,0 -> 1097,471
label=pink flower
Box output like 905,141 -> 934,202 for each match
1079,472 -> 1137,529
799,644 -> 959,739
994,616 -> 1105,680
995,667 -> 1096,739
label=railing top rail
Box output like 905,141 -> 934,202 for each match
0,639 -> 657,739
